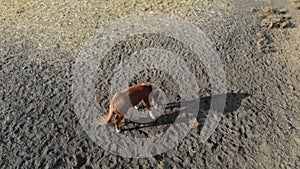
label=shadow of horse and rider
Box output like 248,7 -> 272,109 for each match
122,93 -> 250,131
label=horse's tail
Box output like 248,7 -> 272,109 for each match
98,104 -> 114,125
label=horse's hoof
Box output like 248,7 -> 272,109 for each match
149,111 -> 156,120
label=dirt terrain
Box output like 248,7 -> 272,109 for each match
1,0 -> 299,168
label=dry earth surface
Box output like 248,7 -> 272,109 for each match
1,0 -> 299,168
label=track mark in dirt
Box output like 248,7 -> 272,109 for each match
259,7 -> 294,29
252,6 -> 296,53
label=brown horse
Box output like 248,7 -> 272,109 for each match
98,83 -> 161,132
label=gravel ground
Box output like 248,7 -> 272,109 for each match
1,0 -> 299,168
